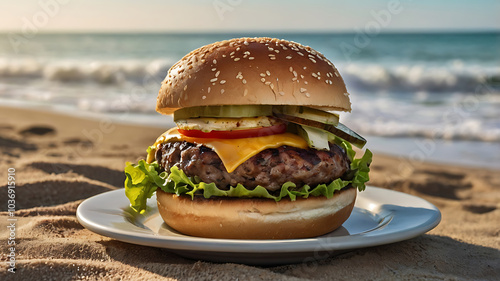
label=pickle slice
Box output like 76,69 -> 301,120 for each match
173,105 -> 273,121
273,106 -> 339,126
275,112 -> 366,148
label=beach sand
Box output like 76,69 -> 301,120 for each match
0,105 -> 498,280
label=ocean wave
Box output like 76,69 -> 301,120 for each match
1,58 -> 499,94
353,119 -> 500,142
342,62 -> 499,93
0,58 -> 174,86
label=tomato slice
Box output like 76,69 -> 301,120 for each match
178,123 -> 287,139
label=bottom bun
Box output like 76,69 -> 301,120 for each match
156,187 -> 356,239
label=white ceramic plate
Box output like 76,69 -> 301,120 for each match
76,186 -> 441,265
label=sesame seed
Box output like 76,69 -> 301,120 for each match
305,92 -> 311,98
270,57 -> 276,60
309,58 -> 317,63
303,66 -> 307,70
311,73 -> 318,78
222,54 -> 227,58
289,67 -> 293,72
268,54 -> 275,57
221,89 -> 225,94
210,78 -> 218,82
208,87 -> 211,93
282,46 -> 288,50
202,95 -> 207,99
300,88 -> 307,93
212,68 -> 216,71
261,78 -> 266,82
325,80 -> 329,84
265,81 -> 271,85
300,74 -> 304,79
201,59 -> 206,63
329,80 -> 333,84
335,72 -> 339,77
274,49 -> 279,53
242,79 -> 247,84
292,77 -> 298,81
249,57 -> 255,60
244,51 -> 250,55
297,52 -> 304,56
304,81 -> 308,85
293,71 -> 297,77
184,85 -> 188,91
215,71 -> 220,77
212,82 -> 216,86
269,83 -> 274,89
279,91 -> 285,96
236,47 -> 240,51
260,73 -> 266,77
243,89 -> 248,96
266,70 -> 271,76
243,41 -> 249,45
286,56 -> 292,59
230,51 -> 235,56
213,59 -> 217,64
268,47 -> 274,51
220,80 -> 226,84
234,58 -> 241,61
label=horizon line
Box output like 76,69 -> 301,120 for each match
1,28 -> 499,35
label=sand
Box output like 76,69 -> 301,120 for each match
0,105 -> 499,280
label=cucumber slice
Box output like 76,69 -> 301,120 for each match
330,122 -> 366,148
273,106 -> 339,126
297,125 -> 331,150
173,105 -> 273,121
275,112 -> 367,148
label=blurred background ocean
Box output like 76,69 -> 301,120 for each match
0,1 -> 499,168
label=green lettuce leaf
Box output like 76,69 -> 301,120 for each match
124,140 -> 372,213
124,160 -> 167,214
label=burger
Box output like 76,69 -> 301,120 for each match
124,37 -> 372,239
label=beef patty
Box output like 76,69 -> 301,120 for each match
156,141 -> 350,191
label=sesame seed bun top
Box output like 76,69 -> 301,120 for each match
156,37 -> 352,115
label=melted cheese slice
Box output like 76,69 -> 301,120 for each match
148,128 -> 308,173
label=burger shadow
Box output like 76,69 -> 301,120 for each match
268,235 -> 500,279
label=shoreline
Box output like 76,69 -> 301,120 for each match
0,105 -> 499,280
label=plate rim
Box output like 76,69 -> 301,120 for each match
76,186 -> 441,253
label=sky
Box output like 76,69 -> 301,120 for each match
0,0 -> 499,33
